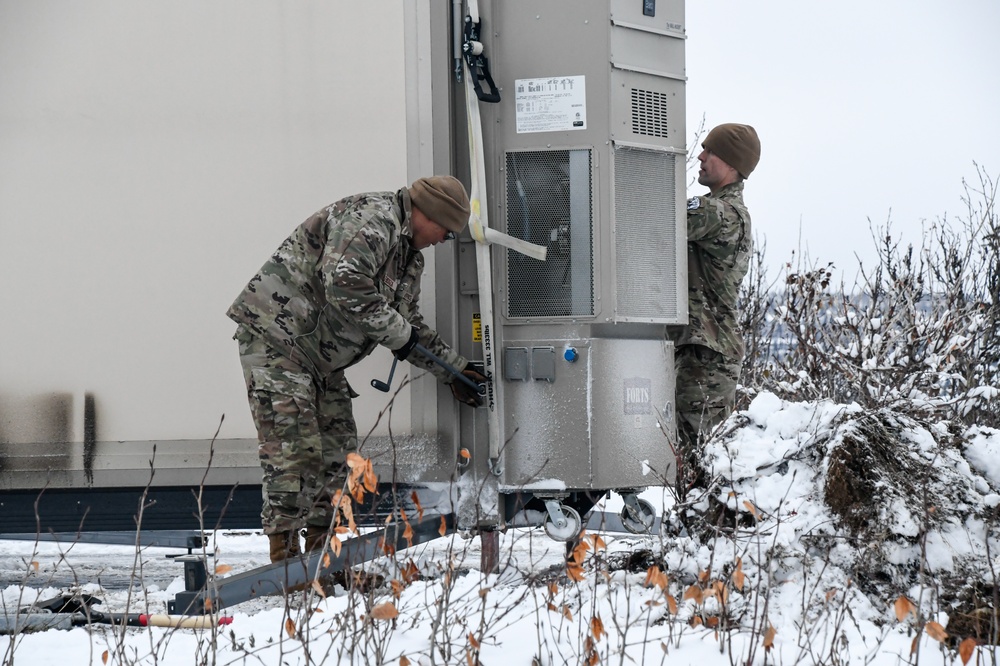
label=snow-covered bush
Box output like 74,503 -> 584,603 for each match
740,166 -> 1000,427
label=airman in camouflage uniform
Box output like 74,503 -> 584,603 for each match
227,176 -> 485,561
667,124 -> 760,484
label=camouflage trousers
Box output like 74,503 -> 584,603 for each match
674,344 -> 741,481
235,327 -> 358,534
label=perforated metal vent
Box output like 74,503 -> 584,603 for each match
615,146 -> 678,320
630,88 -> 669,138
505,149 -> 594,318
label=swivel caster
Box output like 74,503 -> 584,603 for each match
620,495 -> 655,534
542,500 -> 582,542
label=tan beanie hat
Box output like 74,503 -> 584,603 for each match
408,176 -> 471,234
703,123 -> 761,179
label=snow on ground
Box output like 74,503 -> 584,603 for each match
2,392 -> 998,665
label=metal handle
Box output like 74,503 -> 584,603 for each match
414,343 -> 486,395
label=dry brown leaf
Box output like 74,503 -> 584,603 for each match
825,588 -> 838,602
567,562 -> 586,582
547,602 -> 558,612
698,568 -> 710,583
591,614 -> 606,640
400,657 -> 411,666
399,560 -> 420,585
479,587 -> 490,599
910,635 -> 919,655
203,598 -> 213,612
285,617 -> 296,638
102,651 -> 109,665
644,565 -> 668,590
683,584 -> 703,604
732,558 -> 745,591
337,497 -> 357,534
743,500 -> 761,520
370,602 -> 399,620
29,561 -> 39,573
362,462 -> 377,493
590,534 -> 606,550
459,448 -> 471,459
959,637 -> 978,665
215,563 -> 233,575
570,539 -> 591,565
562,605 -> 573,620
705,616 -> 720,628
690,616 -> 703,628
439,515 -> 448,537
666,595 -> 678,615
548,581 -> 558,596
924,621 -> 948,642
894,596 -> 916,622
763,624 -> 776,651
311,579 -> 327,599
401,560 -> 420,583
468,632 -> 481,649
410,490 -> 424,519
645,599 -> 664,607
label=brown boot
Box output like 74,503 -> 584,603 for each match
304,525 -> 330,553
268,530 -> 302,563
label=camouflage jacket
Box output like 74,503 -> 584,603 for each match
227,188 -> 467,384
667,181 -> 751,359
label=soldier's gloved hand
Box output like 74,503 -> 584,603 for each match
393,326 -> 420,361
451,369 -> 487,407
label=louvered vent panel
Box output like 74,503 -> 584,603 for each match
615,146 -> 678,320
630,88 -> 669,138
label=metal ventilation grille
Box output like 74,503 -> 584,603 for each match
615,146 -> 678,320
630,88 -> 669,138
505,149 -> 594,318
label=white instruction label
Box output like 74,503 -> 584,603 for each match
514,75 -> 586,134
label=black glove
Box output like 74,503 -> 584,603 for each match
451,369 -> 487,407
393,326 -> 420,361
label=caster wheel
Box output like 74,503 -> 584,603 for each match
544,505 -> 582,542
621,499 -> 655,534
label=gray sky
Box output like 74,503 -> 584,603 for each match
685,1 -> 1000,283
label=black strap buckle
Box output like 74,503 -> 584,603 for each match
462,15 -> 501,104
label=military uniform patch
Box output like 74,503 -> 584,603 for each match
687,196 -> 702,211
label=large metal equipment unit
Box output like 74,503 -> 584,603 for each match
0,0 -> 686,554
413,0 -> 687,538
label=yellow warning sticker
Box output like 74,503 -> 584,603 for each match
472,313 -> 482,343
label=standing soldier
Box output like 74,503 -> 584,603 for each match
669,123 -> 760,485
227,176 -> 486,562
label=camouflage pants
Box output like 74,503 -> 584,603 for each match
235,327 -> 358,534
674,344 -> 741,480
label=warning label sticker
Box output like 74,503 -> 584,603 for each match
472,313 -> 482,343
514,75 -> 586,134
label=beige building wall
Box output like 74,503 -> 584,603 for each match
0,2 -> 421,444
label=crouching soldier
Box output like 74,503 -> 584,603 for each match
227,176 -> 486,562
